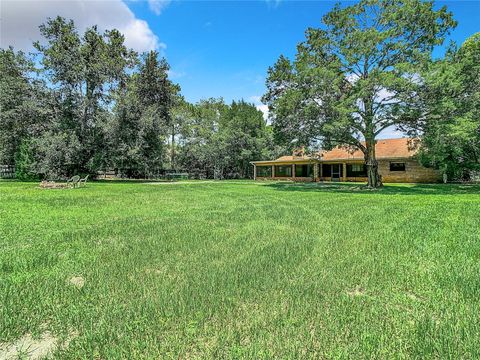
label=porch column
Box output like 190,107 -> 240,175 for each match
319,163 -> 323,179
253,164 -> 257,180
271,165 -> 275,179
342,163 -> 347,181
292,164 -> 295,179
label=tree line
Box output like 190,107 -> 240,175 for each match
1,17 -> 281,180
1,0 -> 479,186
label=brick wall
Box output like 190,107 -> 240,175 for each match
378,159 -> 441,183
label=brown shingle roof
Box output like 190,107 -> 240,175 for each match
320,138 -> 418,161
251,138 -> 418,164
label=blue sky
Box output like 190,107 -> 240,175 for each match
125,0 -> 480,108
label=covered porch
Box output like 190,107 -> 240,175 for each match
252,161 -> 368,182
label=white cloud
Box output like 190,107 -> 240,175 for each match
346,73 -> 360,84
377,125 -> 407,139
148,0 -> 171,15
265,0 -> 282,9
167,69 -> 186,79
249,96 -> 269,121
256,104 -> 269,121
0,0 -> 163,52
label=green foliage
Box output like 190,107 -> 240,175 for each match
32,17 -> 136,176
14,140 -> 38,181
263,0 -> 456,187
0,48 -> 48,165
417,33 -> 480,180
176,99 -> 275,178
0,16 -> 281,180
1,181 -> 479,357
112,51 -> 180,177
31,131 -> 82,179
2,6 -> 476,182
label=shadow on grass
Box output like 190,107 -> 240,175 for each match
264,181 -> 480,196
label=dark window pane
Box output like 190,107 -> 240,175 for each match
295,164 -> 313,177
275,165 -> 292,177
352,164 -> 363,172
390,162 -> 406,171
347,164 -> 367,177
257,166 -> 272,177
295,165 -> 305,177
322,164 -> 332,177
331,164 -> 343,178
322,164 -> 346,177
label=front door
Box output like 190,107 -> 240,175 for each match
331,164 -> 341,181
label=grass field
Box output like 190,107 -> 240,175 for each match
1,180 -> 479,358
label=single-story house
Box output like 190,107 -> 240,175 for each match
250,138 -> 441,183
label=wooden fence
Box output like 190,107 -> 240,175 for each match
96,168 -> 193,180
0,165 -> 15,179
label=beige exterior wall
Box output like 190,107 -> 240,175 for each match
378,159 -> 441,183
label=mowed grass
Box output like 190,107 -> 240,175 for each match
1,180 -> 479,358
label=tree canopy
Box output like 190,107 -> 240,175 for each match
1,3 -> 479,183
415,33 -> 480,181
0,17 -> 277,180
263,0 -> 456,187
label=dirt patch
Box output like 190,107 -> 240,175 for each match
68,276 -> 85,289
39,181 -> 70,189
0,329 -> 78,359
406,291 -> 424,302
346,286 -> 366,297
145,268 -> 164,275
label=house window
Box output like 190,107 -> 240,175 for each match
390,162 -> 406,171
351,164 -> 363,172
295,164 -> 313,177
322,164 -> 343,177
322,164 -> 332,177
256,166 -> 272,177
347,164 -> 367,177
275,165 -> 292,177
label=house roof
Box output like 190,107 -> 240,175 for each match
320,138 -> 418,161
251,155 -> 314,164
251,138 -> 418,164
275,155 -> 313,162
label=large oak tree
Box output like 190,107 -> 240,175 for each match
33,17 -> 136,176
263,0 -> 456,187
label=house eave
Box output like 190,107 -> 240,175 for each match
251,155 -> 413,165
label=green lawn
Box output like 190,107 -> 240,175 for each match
1,180 -> 479,358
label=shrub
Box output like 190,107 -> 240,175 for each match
14,140 -> 39,181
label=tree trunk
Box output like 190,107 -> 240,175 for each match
365,139 -> 382,188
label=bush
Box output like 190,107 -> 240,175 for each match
14,140 -> 39,181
